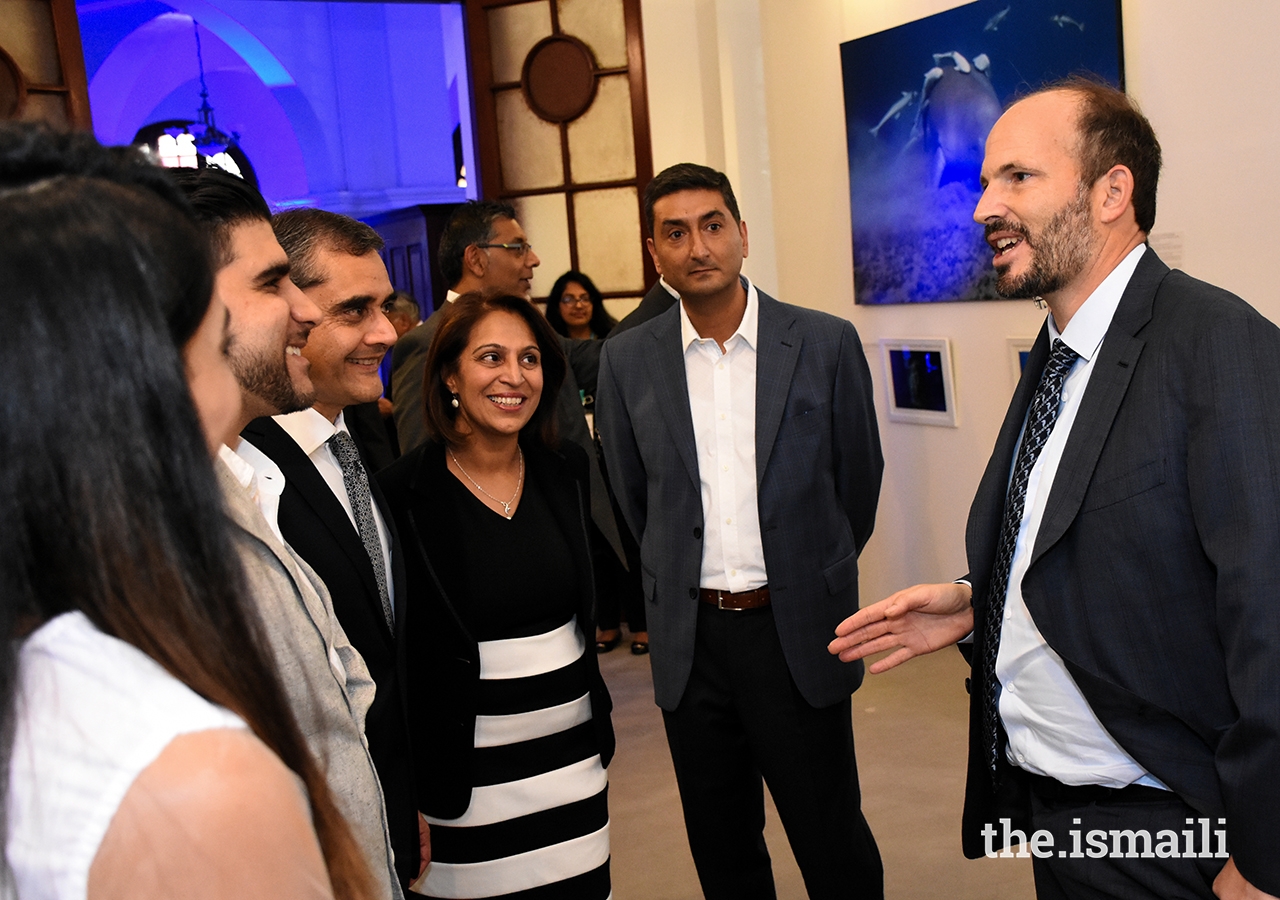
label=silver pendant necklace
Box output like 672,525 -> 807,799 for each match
449,446 -> 524,519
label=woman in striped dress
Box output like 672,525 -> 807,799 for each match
379,293 -> 615,899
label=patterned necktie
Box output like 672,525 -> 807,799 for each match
981,338 -> 1080,777
328,431 -> 394,631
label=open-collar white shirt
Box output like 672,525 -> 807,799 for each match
219,442 -> 286,544
680,276 -> 768,593
996,243 -> 1164,788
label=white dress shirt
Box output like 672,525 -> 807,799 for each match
268,408 -> 396,613
680,277 -> 768,593
219,442 -> 286,544
996,243 -> 1166,789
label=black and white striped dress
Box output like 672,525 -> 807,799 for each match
415,476 -> 610,899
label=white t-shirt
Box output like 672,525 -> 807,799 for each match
6,611 -> 245,899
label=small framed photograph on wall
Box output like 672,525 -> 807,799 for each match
879,337 -> 958,427
1007,336 -> 1036,390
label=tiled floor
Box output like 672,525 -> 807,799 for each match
598,631 -> 1035,899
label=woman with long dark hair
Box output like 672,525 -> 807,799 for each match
0,126 -> 371,899
544,270 -> 617,340
378,294 -> 615,899
543,271 -> 648,655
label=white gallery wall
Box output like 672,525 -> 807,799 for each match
639,0 -> 1280,605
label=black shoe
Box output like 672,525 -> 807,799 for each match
595,633 -> 621,653
630,640 -> 649,655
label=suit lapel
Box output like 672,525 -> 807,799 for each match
404,444 -> 471,637
649,307 -> 701,489
243,417 -> 391,636
1031,251 -> 1167,565
966,325 -> 1050,600
753,291 -> 800,481
216,459 -> 333,631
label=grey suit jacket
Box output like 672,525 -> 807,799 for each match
597,289 -> 883,710
958,250 -> 1280,894
217,461 -> 403,900
389,301 -> 626,562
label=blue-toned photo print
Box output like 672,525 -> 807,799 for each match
841,0 -> 1123,304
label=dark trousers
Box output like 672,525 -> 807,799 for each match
661,604 -> 882,900
1027,785 -> 1226,899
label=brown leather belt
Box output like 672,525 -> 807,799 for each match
699,586 -> 771,610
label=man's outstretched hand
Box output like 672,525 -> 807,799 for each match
828,582 -> 975,673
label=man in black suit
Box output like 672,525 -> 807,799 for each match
240,208 -> 425,890
598,164 -> 884,899
831,78 -> 1280,899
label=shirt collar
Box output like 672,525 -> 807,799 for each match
273,407 -> 347,457
679,275 -> 758,352
658,277 -> 679,300
218,443 -> 255,489
1049,243 -> 1147,361
446,289 -> 460,303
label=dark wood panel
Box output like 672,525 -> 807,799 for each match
465,0 -> 657,292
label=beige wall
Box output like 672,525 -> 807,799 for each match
639,0 -> 1280,603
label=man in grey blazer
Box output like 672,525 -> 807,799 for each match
597,164 -> 884,899
172,169 -> 403,899
831,80 -> 1280,899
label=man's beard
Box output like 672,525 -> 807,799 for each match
988,187 -> 1094,300
231,347 -> 314,415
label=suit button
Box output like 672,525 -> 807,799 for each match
693,527 -> 702,539
689,588 -> 698,600
964,677 -> 972,695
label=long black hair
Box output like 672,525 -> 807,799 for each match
0,125 -> 372,898
544,270 -> 617,339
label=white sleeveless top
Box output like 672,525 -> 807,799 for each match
6,611 -> 246,899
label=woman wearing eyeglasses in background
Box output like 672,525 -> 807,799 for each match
544,271 -> 648,656
544,270 -> 618,342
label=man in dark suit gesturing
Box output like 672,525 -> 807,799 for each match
597,164 -> 884,899
831,79 -> 1280,900
240,209 -> 425,890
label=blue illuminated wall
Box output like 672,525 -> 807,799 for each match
77,0 -> 475,215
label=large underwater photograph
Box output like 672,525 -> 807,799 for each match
841,0 -> 1123,305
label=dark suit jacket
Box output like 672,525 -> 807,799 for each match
377,440 -> 616,818
959,250 -> 1280,894
389,301 -> 626,563
390,305 -> 447,456
597,289 -> 883,710
608,278 -> 679,338
239,415 -> 420,886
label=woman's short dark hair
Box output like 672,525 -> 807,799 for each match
423,294 -> 566,449
544,270 -> 618,338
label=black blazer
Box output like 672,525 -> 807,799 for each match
377,439 -> 615,819
959,250 -> 1280,894
239,415 -> 420,884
